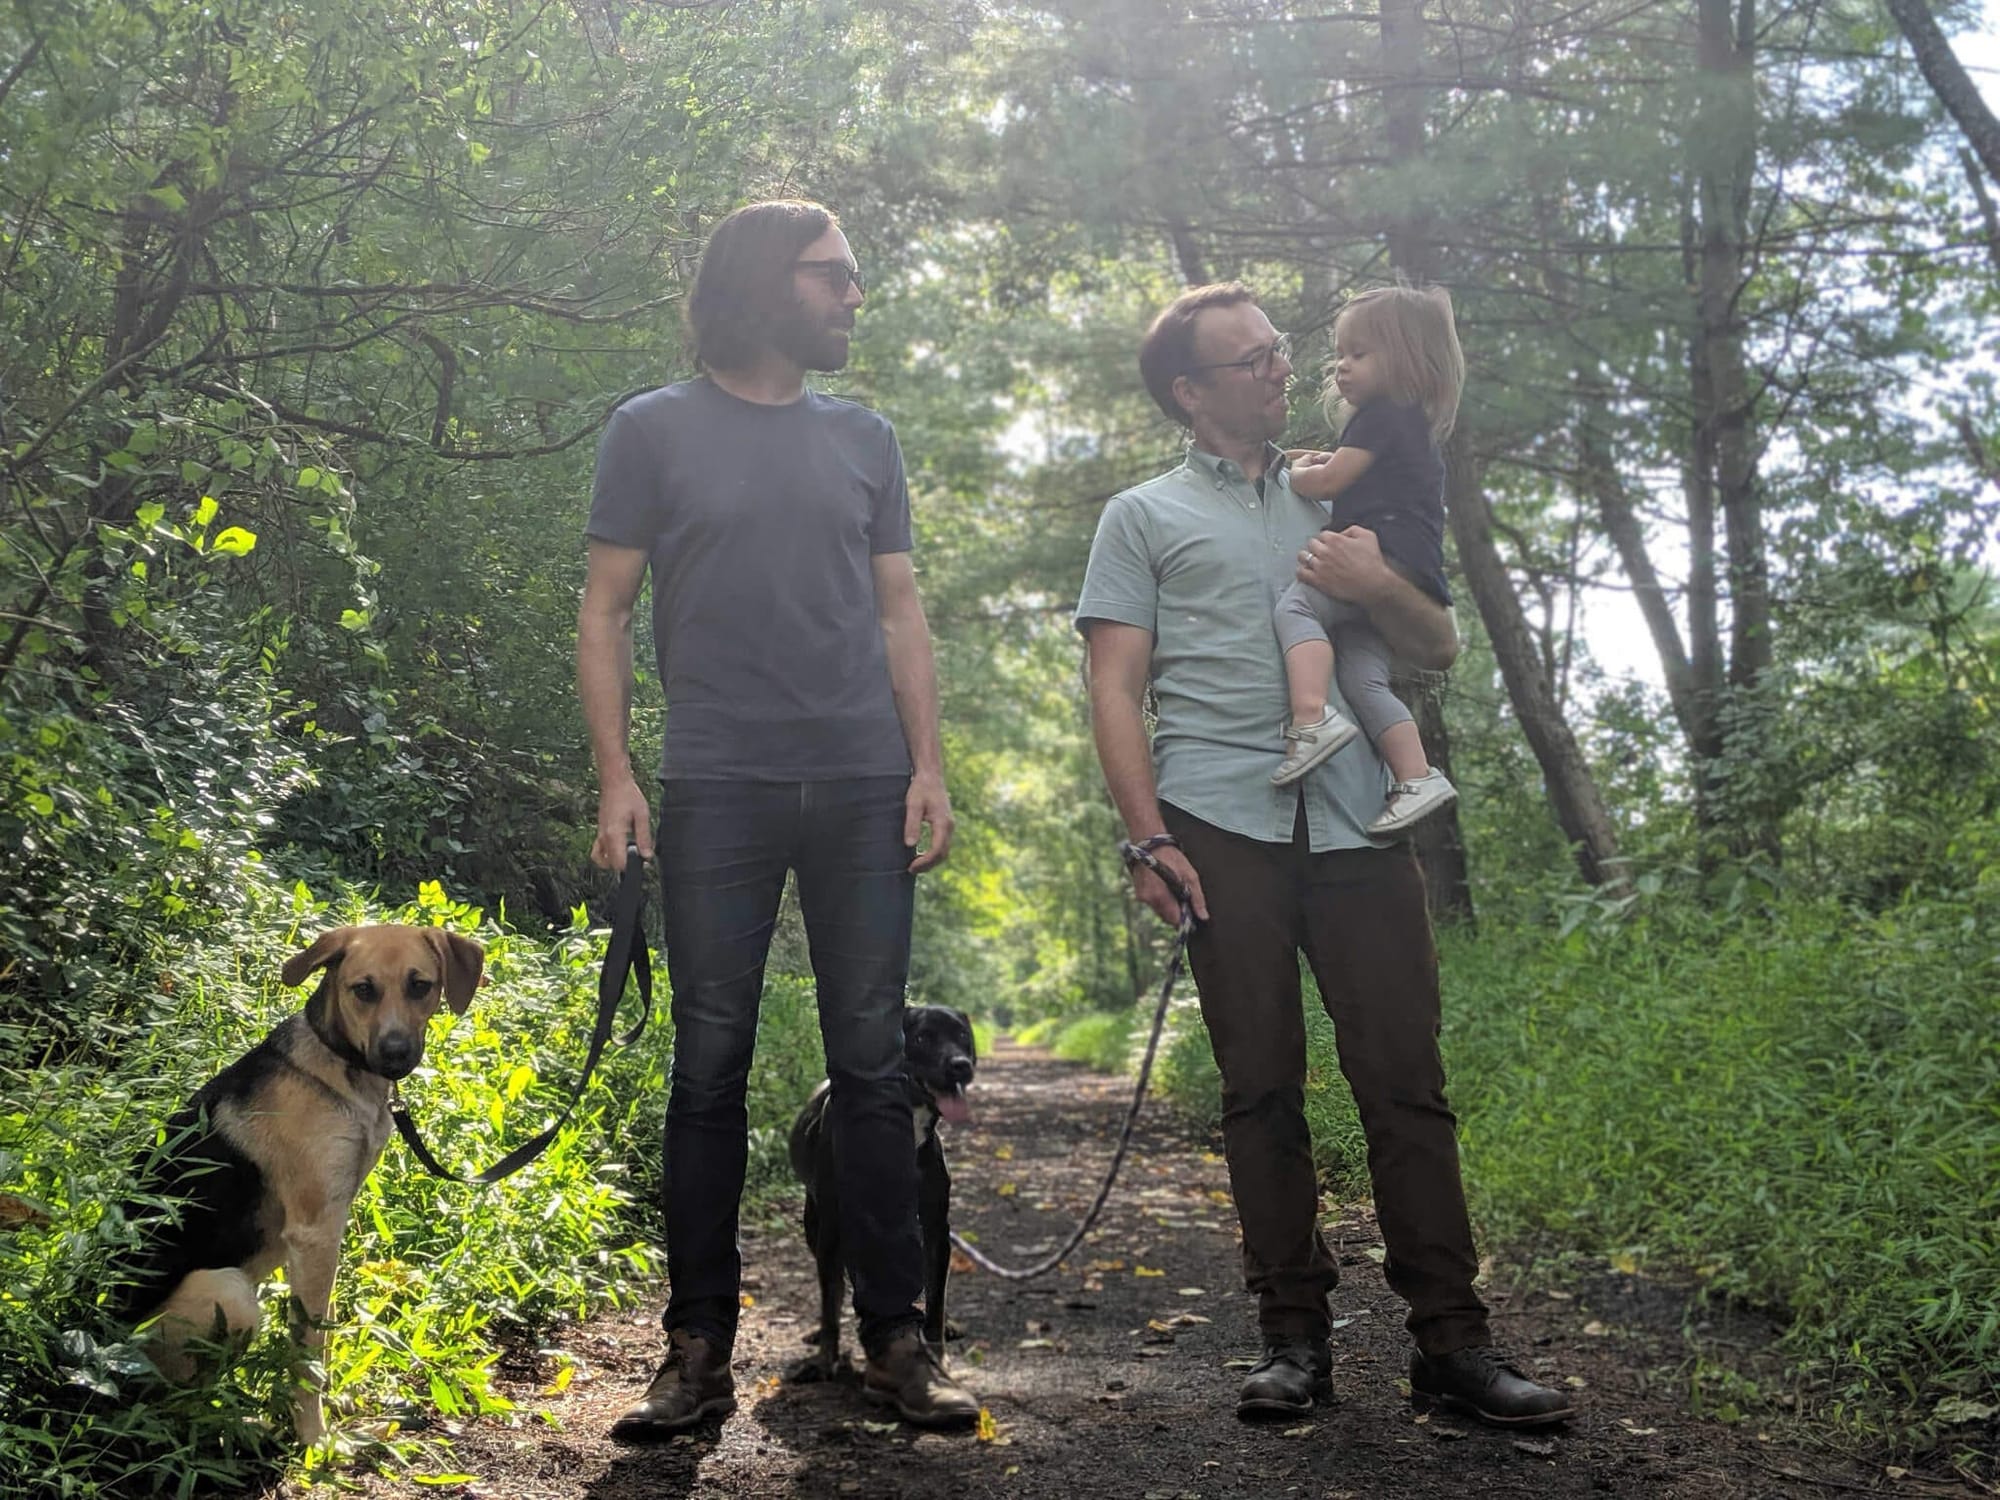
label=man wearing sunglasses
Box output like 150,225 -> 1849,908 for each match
578,199 -> 975,1436
1074,283 -> 1573,1429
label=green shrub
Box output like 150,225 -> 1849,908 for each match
1443,884 -> 2000,1437
1048,1010 -> 1134,1074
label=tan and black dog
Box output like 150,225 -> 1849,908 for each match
786,1004 -> 976,1381
108,924 -> 483,1443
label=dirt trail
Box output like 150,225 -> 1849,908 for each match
351,1041 -> 1896,1499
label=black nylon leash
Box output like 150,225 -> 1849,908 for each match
948,834 -> 1195,1281
392,843 -> 653,1184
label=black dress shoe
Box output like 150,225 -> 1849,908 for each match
1236,1338 -> 1331,1419
1409,1345 -> 1576,1427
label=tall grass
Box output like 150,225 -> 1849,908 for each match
0,872 -> 831,1497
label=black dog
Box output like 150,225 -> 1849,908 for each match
785,1004 -> 976,1380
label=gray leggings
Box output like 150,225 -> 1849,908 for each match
1273,579 -> 1414,744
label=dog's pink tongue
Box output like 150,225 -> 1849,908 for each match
936,1087 -> 972,1126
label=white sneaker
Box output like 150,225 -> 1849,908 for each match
1271,707 -> 1360,787
1366,768 -> 1458,837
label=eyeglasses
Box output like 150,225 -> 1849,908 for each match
1187,332 -> 1292,382
795,258 -> 866,296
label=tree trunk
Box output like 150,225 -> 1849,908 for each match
1401,670 -> 1475,925
1578,405 -> 1704,747
1694,0 -> 1779,859
1376,0 -> 1622,896
1883,0 -> 2000,187
1370,0 -> 1481,919
1447,440 -> 1630,890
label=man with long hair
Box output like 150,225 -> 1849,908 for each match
1075,282 -> 1573,1428
577,199 -> 976,1434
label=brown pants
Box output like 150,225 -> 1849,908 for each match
1162,802 -> 1490,1357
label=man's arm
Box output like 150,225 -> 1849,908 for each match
873,550 -> 953,873
1085,621 -> 1208,925
577,540 -> 654,866
1297,525 -> 1460,671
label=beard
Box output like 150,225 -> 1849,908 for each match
771,299 -> 853,372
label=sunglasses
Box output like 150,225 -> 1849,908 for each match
1187,331 -> 1293,382
795,258 -> 866,296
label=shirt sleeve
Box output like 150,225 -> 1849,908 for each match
585,405 -> 665,550
870,422 -> 915,555
1073,491 -> 1157,636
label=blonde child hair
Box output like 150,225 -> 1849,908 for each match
1323,285 -> 1465,444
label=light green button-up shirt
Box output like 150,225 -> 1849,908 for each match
1075,443 -> 1391,851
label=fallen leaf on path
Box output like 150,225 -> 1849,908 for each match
1364,1246 -> 1386,1263
993,1145 -> 1014,1160
1581,1320 -> 1609,1336
1134,1266 -> 1165,1277
1618,1419 -> 1660,1436
1177,1287 -> 1205,1296
1935,1397 -> 1998,1425
976,1408 -> 999,1442
1564,1375 -> 1588,1389
1513,1437 -> 1559,1458
996,1182 -> 1017,1197
950,1250 -> 977,1273
1017,1338 -> 1055,1350
1281,1424 -> 1315,1438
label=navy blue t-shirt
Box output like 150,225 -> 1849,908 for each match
1325,401 -> 1450,606
585,378 -> 914,782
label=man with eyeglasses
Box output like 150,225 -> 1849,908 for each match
1074,283 -> 1573,1428
578,199 -> 977,1436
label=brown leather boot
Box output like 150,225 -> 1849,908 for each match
609,1329 -> 737,1439
863,1330 -> 981,1429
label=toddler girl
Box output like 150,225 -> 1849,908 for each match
1269,285 -> 1461,838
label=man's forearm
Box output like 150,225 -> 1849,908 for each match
881,601 -> 945,778
1089,679 -> 1169,840
577,610 -> 637,785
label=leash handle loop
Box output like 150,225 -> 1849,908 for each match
394,843 -> 653,1184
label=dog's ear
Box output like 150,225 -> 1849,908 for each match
425,928 -> 486,1015
281,927 -> 360,989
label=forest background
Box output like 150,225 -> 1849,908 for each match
2,0 -> 1996,1493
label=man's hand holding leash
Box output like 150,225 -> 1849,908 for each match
592,776 -> 654,868
1127,834 -> 1207,928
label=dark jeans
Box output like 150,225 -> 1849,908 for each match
1162,801 -> 1490,1358
656,775 -> 923,1354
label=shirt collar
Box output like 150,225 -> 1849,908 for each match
1186,440 -> 1291,488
